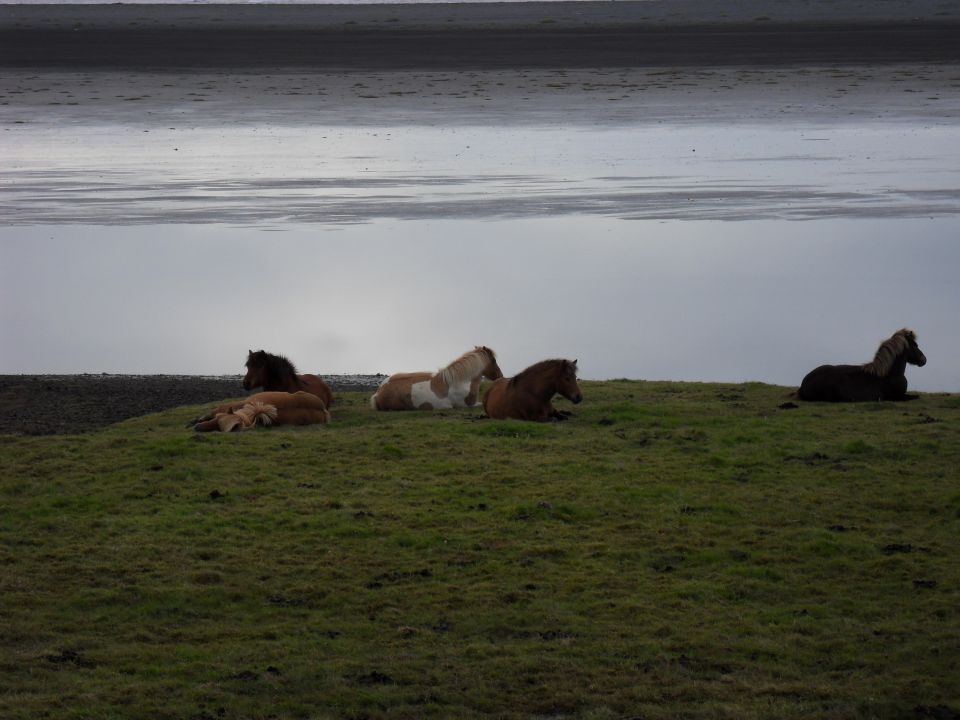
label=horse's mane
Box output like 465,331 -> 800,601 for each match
862,329 -> 917,377
440,346 -> 496,385
251,350 -> 305,388
509,358 -> 572,386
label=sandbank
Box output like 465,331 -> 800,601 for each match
2,1 -> 959,68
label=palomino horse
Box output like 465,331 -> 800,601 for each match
371,346 -> 503,411
243,349 -> 333,408
798,328 -> 927,402
192,391 -> 330,432
483,358 -> 582,421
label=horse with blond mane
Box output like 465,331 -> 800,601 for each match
798,328 -> 927,402
191,391 -> 331,432
371,346 -> 503,411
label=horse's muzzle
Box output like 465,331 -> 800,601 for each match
571,393 -> 583,404
915,353 -> 927,367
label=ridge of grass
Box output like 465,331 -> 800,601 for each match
1,380 -> 958,719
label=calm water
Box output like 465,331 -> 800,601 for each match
2,67 -> 959,391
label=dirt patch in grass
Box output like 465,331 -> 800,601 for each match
0,374 -> 381,435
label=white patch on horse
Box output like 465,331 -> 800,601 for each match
410,377 -> 476,409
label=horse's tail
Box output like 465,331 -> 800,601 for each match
370,393 -> 379,410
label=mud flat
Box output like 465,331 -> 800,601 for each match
2,1 -> 959,69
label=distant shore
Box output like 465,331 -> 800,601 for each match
2,1 -> 959,68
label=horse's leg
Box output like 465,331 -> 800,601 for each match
194,416 -> 227,432
547,404 -> 572,421
881,375 -> 909,400
463,377 -> 482,407
189,400 -> 246,427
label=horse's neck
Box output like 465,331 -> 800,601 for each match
268,372 -> 301,391
442,353 -> 485,386
518,371 -> 556,400
886,353 -> 909,378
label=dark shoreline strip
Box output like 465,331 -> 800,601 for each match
3,22 -> 959,69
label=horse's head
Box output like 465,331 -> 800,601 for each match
903,331 -> 927,367
243,349 -> 268,390
557,359 -> 583,404
478,346 -> 504,381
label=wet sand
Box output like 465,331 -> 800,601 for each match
3,2 -> 959,225
2,1 -> 959,69
3,62 -> 960,225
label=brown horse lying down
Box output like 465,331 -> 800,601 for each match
483,358 -> 582,422
243,349 -> 333,408
192,391 -> 330,432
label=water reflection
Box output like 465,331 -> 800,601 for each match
2,218 -> 957,392
5,124 -> 960,224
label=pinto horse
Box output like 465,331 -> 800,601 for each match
243,349 -> 333,408
798,328 -> 927,402
483,358 -> 582,421
192,391 -> 331,432
371,346 -> 503,411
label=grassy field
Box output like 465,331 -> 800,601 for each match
1,380 -> 958,720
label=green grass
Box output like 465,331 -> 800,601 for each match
1,380 -> 958,719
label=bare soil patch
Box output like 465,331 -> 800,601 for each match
0,374 -> 381,435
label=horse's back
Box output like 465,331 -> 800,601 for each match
300,374 -> 333,407
372,371 -> 432,410
799,364 -> 882,402
483,378 -> 550,420
253,390 -> 330,424
798,364 -> 834,401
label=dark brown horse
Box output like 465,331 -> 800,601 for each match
243,349 -> 333,408
192,391 -> 330,432
798,328 -> 927,402
483,358 -> 582,421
